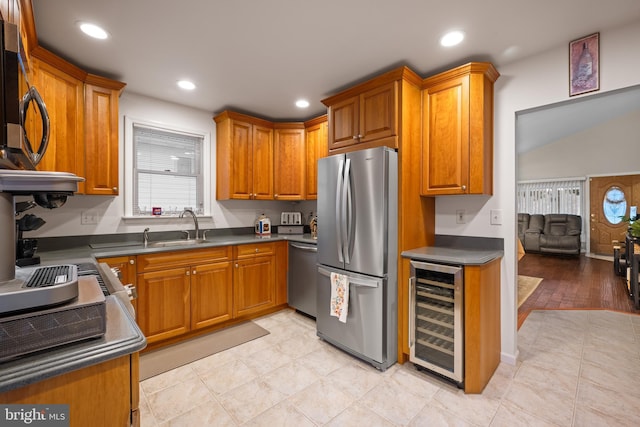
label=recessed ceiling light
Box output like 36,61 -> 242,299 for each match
78,22 -> 109,40
177,80 -> 196,90
295,99 -> 310,108
440,30 -> 464,47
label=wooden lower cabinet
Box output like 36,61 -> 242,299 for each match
233,242 -> 277,318
137,267 -> 191,344
463,257 -> 502,393
191,261 -> 234,329
233,255 -> 275,318
0,353 -> 140,427
134,243 -> 283,348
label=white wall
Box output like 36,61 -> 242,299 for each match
518,109 -> 640,180
435,18 -> 640,364
20,92 -> 316,238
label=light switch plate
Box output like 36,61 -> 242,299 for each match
490,209 -> 503,225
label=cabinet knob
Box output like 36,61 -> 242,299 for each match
255,248 -> 259,253
129,259 -> 135,265
461,185 -> 467,191
274,194 -> 278,198
352,135 -> 358,140
235,263 -> 238,268
192,270 -> 196,275
112,187 -> 118,192
186,271 -> 190,276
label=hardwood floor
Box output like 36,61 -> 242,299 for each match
517,252 -> 640,328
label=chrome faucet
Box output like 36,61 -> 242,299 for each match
143,227 -> 150,248
179,209 -> 200,240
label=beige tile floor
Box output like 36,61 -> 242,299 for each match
139,309 -> 640,426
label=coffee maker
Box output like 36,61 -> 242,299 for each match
0,170 -> 83,313
15,200 -> 45,266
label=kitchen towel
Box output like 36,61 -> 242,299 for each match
330,272 -> 349,323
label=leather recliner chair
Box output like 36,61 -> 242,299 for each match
519,213 -> 582,256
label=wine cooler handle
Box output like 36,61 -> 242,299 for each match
409,276 -> 416,349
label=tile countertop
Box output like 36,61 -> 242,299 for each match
38,233 -> 317,263
401,246 -> 503,265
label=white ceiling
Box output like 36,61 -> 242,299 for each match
31,0 -> 640,125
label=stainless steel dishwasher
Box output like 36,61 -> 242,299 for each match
287,241 -> 317,317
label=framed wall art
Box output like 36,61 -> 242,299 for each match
569,32 -> 599,96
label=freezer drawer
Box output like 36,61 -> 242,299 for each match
316,266 -> 390,368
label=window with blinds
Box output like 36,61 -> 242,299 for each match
133,124 -> 204,216
517,179 -> 584,216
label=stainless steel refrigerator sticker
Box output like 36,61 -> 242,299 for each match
316,146 -> 398,371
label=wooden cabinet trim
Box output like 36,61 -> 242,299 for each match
234,242 -> 276,259
321,65 -> 421,106
137,246 -> 232,273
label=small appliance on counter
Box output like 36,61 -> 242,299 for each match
255,213 -> 271,237
279,211 -> 303,234
15,201 -> 45,266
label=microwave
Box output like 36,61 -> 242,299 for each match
0,19 -> 49,170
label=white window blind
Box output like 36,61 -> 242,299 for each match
133,124 -> 204,216
517,179 -> 585,216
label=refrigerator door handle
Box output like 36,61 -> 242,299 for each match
343,158 -> 352,264
336,159 -> 345,263
317,267 -> 380,288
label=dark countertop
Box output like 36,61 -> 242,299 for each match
39,233 -> 317,263
401,246 -> 503,265
0,294 -> 146,393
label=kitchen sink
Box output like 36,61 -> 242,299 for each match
146,239 -> 208,248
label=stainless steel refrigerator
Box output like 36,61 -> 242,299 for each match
316,146 -> 398,371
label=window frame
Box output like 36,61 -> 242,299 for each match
124,116 -> 211,218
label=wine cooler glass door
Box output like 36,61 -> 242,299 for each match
409,260 -> 463,383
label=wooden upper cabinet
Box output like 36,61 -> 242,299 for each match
215,111 -> 274,200
322,69 -> 409,154
304,115 -> 328,200
421,62 -> 499,196
28,56 -> 85,192
23,47 -> 124,195
84,76 -> 125,195
273,123 -> 306,200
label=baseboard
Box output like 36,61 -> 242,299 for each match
501,349 -> 518,366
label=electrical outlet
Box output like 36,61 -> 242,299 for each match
81,210 -> 98,225
490,209 -> 503,225
456,210 -> 465,224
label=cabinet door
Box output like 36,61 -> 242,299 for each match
251,124 -> 274,200
137,267 -> 190,344
191,261 -> 233,330
233,255 -> 275,318
29,58 -> 85,192
230,120 -> 254,199
359,81 -> 397,144
328,96 -> 359,150
421,75 -> 470,195
305,119 -> 327,200
274,127 -> 305,200
84,83 -> 120,195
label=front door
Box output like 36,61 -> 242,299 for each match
589,174 -> 640,255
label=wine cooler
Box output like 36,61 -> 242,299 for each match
409,260 -> 464,384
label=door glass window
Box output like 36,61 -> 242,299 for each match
603,186 -> 626,224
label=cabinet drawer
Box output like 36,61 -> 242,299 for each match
137,246 -> 232,273
234,242 -> 276,259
